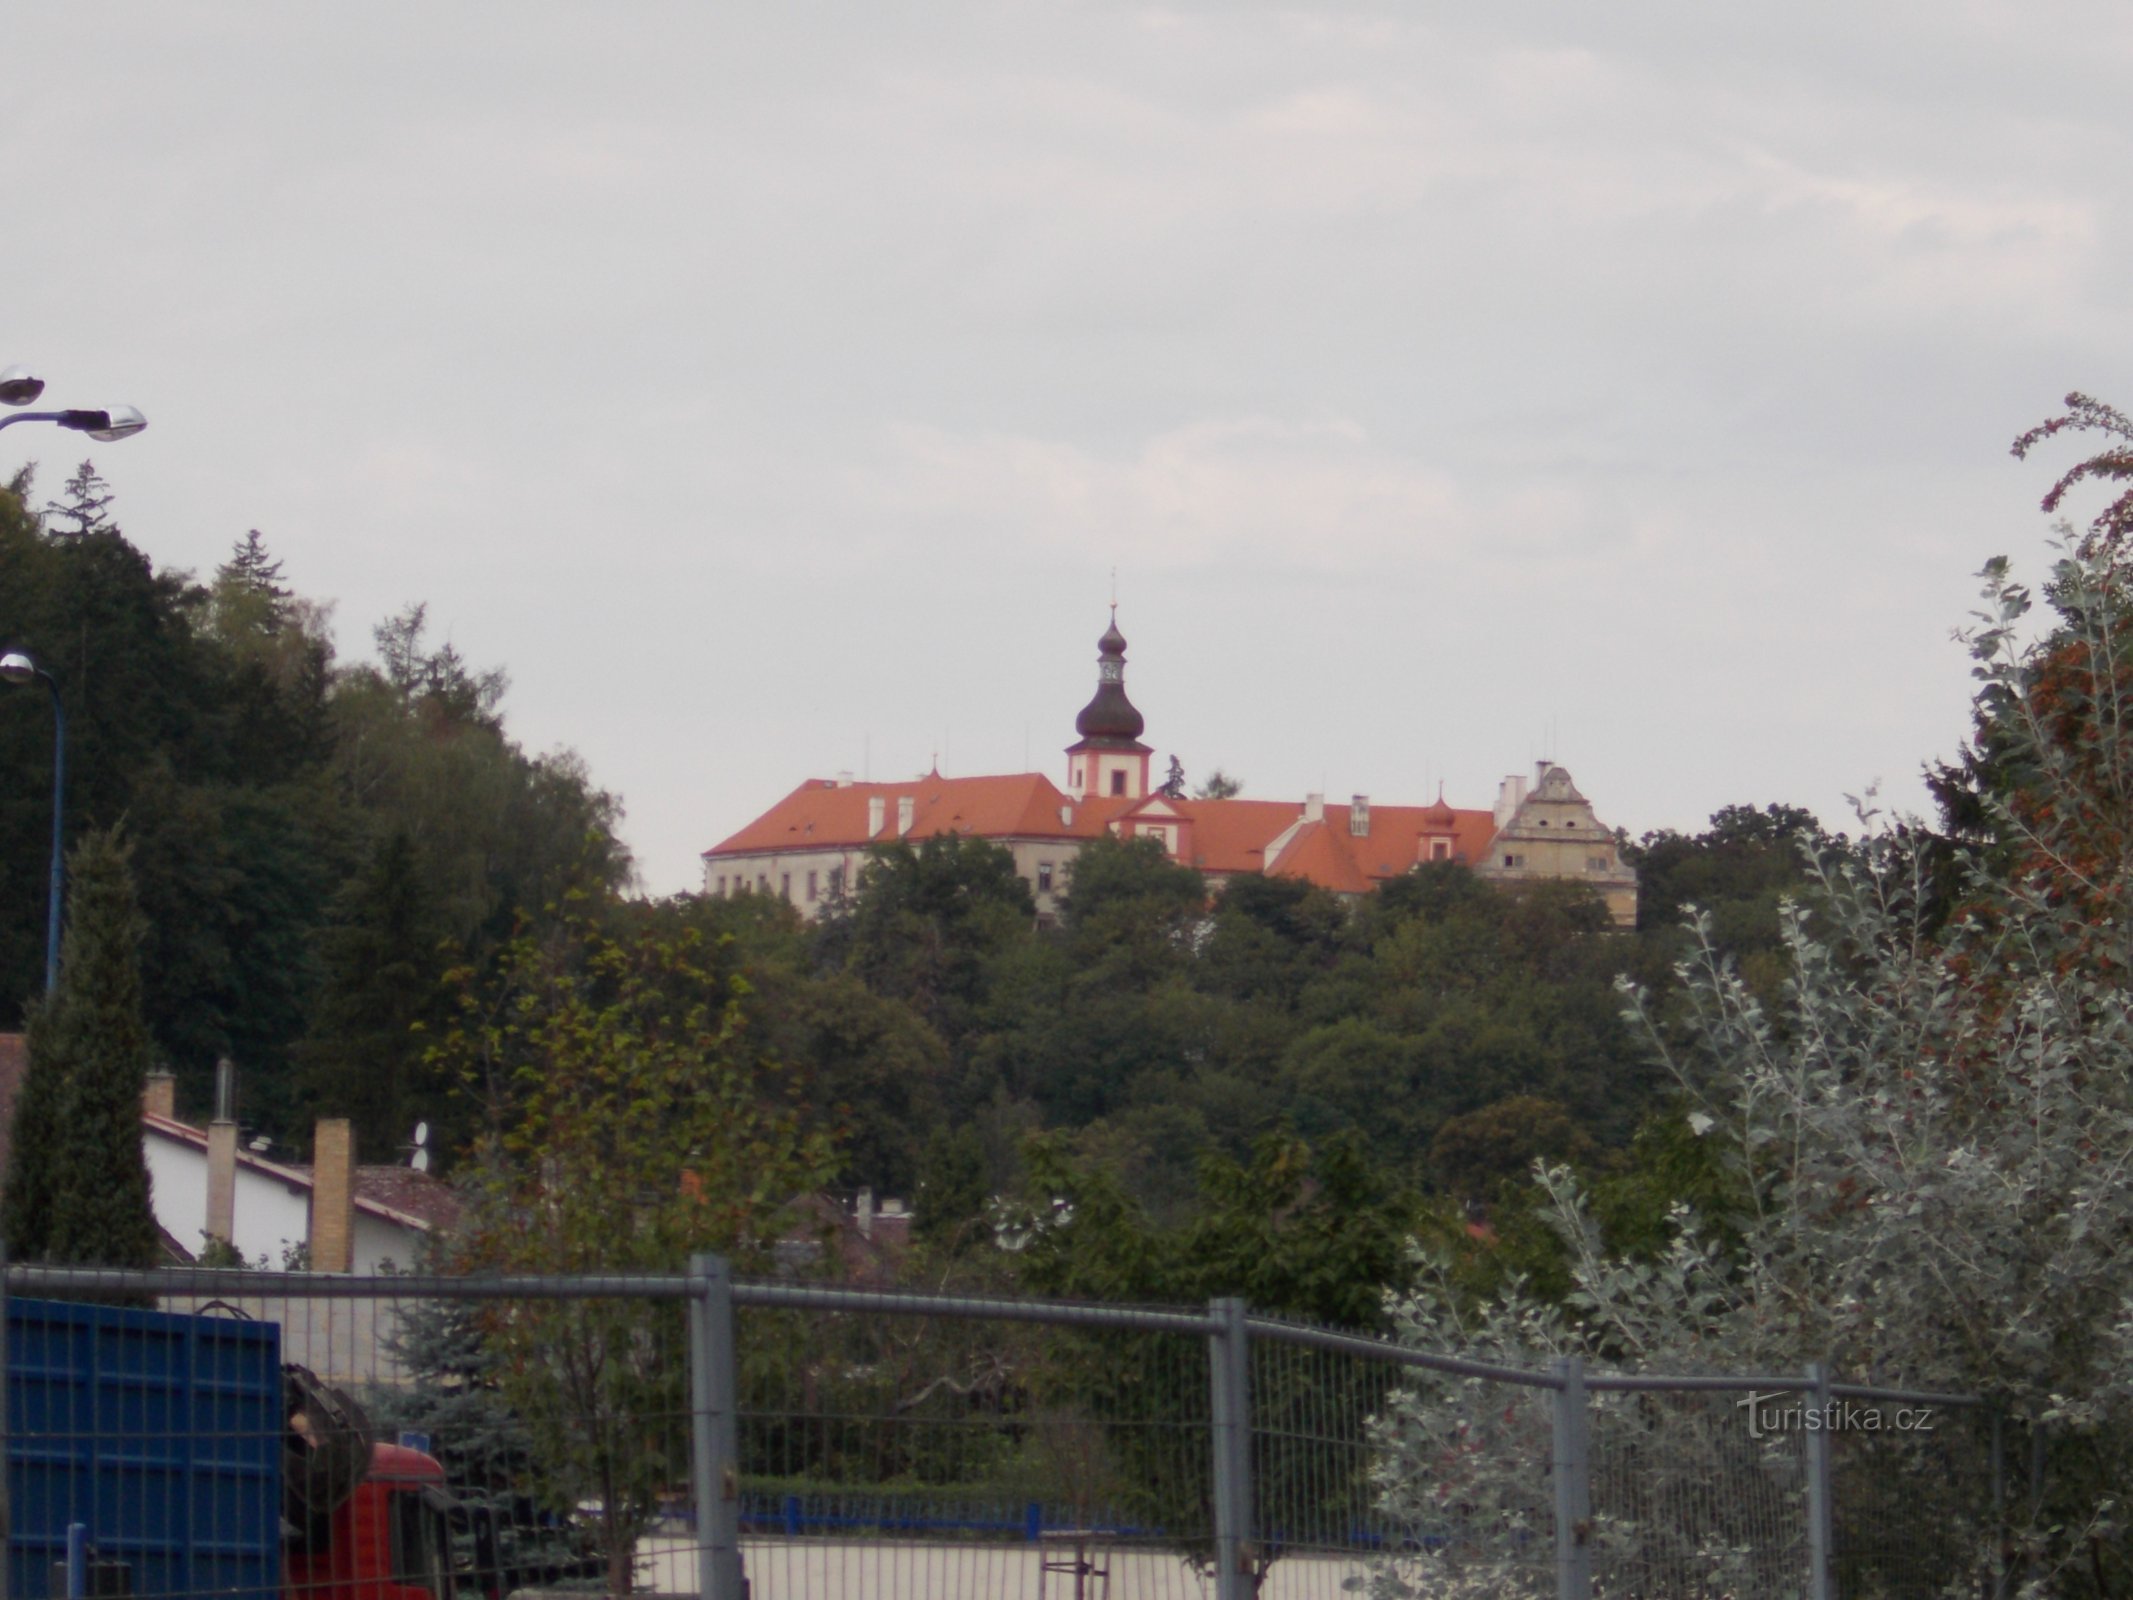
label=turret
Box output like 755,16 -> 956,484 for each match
1065,609 -> 1153,800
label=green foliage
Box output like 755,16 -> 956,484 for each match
1012,1131 -> 1419,1583
0,827 -> 159,1268
1428,1094 -> 1597,1205
814,834 -> 1032,1051
437,908 -> 839,1592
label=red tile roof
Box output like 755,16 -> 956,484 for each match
1165,798 -> 1498,889
707,772 -> 1505,898
707,773 -> 1136,857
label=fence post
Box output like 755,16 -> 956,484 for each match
1990,1408 -> 2006,1600
688,1253 -> 742,1600
1803,1363 -> 1834,1600
1207,1297 -> 1253,1600
1551,1356 -> 1591,1600
1,1238 -> 10,1600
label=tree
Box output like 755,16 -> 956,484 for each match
1015,1132 -> 1419,1590
435,909 -> 839,1593
0,827 -> 159,1267
1194,768 -> 1243,800
2011,390 -> 2133,558
293,830 -> 449,1164
814,834 -> 1032,1052
42,461 -> 115,539
1368,531 -> 2133,1597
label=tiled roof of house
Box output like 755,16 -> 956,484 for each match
143,1114 -> 454,1236
707,769 -> 1513,899
707,773 -> 1137,857
1174,798 -> 1499,889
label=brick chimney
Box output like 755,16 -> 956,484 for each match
205,1057 -> 237,1249
142,1070 -> 176,1122
309,1119 -> 356,1273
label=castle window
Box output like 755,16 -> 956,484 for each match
1503,854 -> 1523,869
1432,840 -> 1451,861
1110,769 -> 1127,796
828,866 -> 844,897
1566,819 -> 1578,828
781,873 -> 792,900
714,875 -> 726,895
806,870 -> 819,900
758,874 -> 770,892
1588,856 -> 1610,872
1037,861 -> 1054,894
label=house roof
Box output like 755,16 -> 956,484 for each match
1150,797 -> 1500,889
706,772 -> 1137,857
143,1114 -> 457,1236
706,766 -> 1517,899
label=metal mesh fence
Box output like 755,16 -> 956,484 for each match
1586,1381 -> 1811,1600
0,1263 -> 2016,1600
731,1297 -> 1214,1600
1827,1393 -> 1996,1600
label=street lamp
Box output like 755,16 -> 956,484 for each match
0,650 -> 66,994
0,405 -> 147,442
0,364 -> 146,440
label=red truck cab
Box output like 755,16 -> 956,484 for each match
286,1444 -> 456,1600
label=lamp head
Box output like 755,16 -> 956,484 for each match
58,406 -> 147,442
0,652 -> 37,686
0,366 -> 45,407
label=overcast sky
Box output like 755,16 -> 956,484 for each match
11,5 -> 2131,893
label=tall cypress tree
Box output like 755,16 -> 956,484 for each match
1,998 -> 64,1259
40,827 -> 160,1267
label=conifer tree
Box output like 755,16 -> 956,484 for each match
1,999 -> 65,1259
40,827 -> 159,1267
41,461 -> 116,539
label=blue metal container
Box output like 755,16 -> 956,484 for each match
7,1297 -> 282,1600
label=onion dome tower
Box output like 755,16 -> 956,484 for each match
1065,609 -> 1153,801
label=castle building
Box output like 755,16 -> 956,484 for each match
702,615 -> 1637,926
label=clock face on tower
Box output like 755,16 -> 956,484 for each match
1100,661 -> 1122,683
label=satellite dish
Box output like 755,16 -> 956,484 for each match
409,1121 -> 431,1172
411,1149 -> 431,1174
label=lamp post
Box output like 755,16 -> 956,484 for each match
0,406 -> 147,442
0,651 -> 66,994
0,364 -> 147,442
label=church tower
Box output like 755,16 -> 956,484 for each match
1065,610 -> 1152,801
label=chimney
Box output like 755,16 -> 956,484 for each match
309,1118 -> 356,1273
867,795 -> 886,835
142,1070 -> 176,1122
896,796 -> 914,836
1303,792 -> 1324,823
206,1057 -> 237,1250
835,770 -> 854,788
1350,794 -> 1370,837
855,1186 -> 875,1239
1494,774 -> 1530,832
